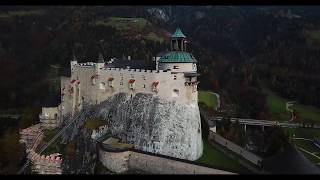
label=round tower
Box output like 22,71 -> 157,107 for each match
157,28 -> 197,73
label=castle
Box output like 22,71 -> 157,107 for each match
35,28 -> 202,161
41,28 -> 199,128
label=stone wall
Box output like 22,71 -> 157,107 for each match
98,149 -> 131,173
39,107 -> 61,130
128,151 -> 234,174
28,150 -> 62,174
19,124 -> 43,150
98,147 -> 235,174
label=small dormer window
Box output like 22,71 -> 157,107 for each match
152,81 -> 159,93
108,77 -> 114,87
129,79 -> 135,90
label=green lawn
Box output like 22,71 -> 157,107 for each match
197,138 -> 249,173
260,83 -> 320,122
84,118 -> 108,130
291,104 -> 320,123
294,139 -> 320,152
308,30 -> 320,41
283,127 -> 320,166
0,10 -> 44,18
198,90 -> 219,110
284,128 -> 320,140
145,32 -> 164,43
95,17 -> 148,31
260,85 -> 291,121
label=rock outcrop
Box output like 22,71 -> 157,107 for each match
59,92 -> 203,174
92,92 -> 203,161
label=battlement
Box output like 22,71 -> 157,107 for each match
104,67 -> 171,74
28,150 -> 62,174
29,150 -> 63,165
75,62 -> 96,67
20,124 -> 41,135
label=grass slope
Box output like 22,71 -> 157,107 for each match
260,83 -> 320,122
95,17 -> 165,42
0,10 -> 44,18
283,127 -> 320,167
198,90 -> 218,110
197,138 -> 249,173
96,17 -> 148,31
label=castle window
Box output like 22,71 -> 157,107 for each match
108,77 -> 114,87
172,89 -> 179,97
69,86 -> 74,95
152,81 -> 159,93
193,63 -> 197,70
173,65 -> 179,69
174,75 -> 177,80
143,84 -> 146,88
91,75 -> 98,85
129,79 -> 135,90
99,82 -> 106,90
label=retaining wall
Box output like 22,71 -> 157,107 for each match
98,145 -> 235,174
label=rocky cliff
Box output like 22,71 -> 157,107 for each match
59,92 -> 203,173
93,92 -> 203,161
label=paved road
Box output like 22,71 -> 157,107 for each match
213,117 -> 320,129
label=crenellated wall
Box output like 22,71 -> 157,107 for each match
28,150 -> 63,174
60,61 -> 199,118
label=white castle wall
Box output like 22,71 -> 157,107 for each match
158,62 -> 197,73
39,107 -> 61,130
61,61 -> 199,117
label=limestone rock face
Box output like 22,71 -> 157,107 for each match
94,93 -> 203,161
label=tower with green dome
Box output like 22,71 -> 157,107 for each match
157,28 -> 198,74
